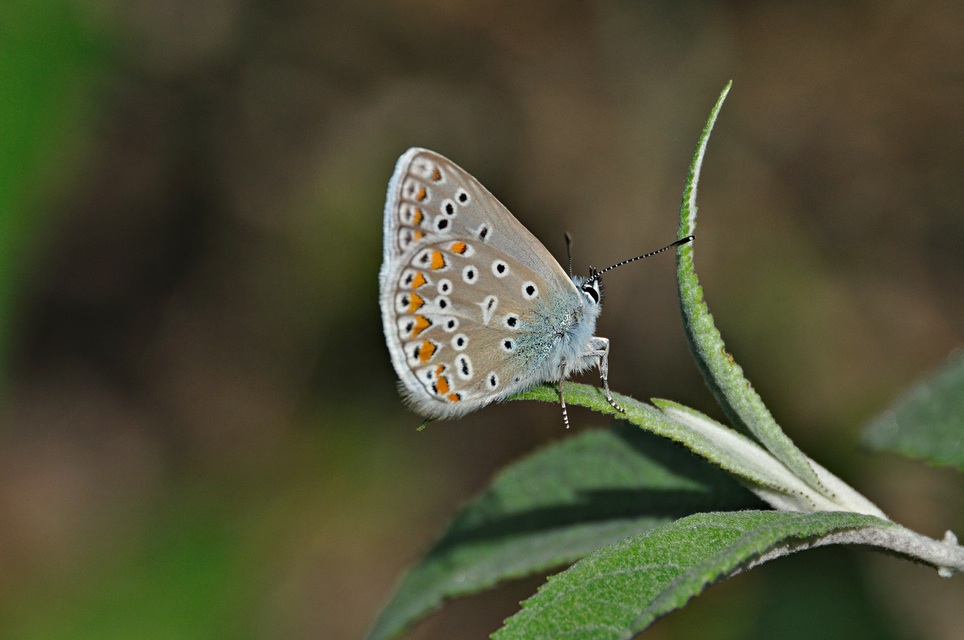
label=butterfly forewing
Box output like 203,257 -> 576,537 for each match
380,148 -> 579,417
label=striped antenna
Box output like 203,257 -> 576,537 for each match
584,236 -> 694,286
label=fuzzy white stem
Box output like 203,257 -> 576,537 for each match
735,524 -> 963,578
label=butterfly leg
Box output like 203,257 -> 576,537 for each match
588,337 -> 625,414
558,365 -> 571,429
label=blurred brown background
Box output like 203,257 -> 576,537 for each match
2,1 -> 962,639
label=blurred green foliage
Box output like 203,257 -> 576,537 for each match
4,498 -> 254,640
0,0 -> 98,368
864,351 -> 964,470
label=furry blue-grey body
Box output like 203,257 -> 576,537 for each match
511,274 -> 602,389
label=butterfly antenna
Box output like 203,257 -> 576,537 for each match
564,232 -> 574,277
585,236 -> 694,286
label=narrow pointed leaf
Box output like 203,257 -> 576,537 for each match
675,82 -> 826,496
863,350 -> 964,470
495,510 -> 891,640
366,425 -> 758,640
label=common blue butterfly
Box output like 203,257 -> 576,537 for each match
379,148 -> 691,426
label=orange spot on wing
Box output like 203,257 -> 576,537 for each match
411,315 -> 431,337
412,208 -> 424,225
415,186 -> 427,201
408,292 -> 424,313
446,393 -> 461,402
418,339 -> 437,363
413,230 -> 424,240
430,251 -> 446,270
450,241 -> 467,254
410,272 -> 427,288
434,374 -> 450,395
431,167 -> 442,181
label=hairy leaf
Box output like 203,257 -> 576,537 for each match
365,425 -> 758,640
496,510 -> 890,640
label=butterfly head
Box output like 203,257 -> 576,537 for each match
579,267 -> 603,306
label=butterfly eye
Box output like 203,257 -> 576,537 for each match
581,281 -> 601,304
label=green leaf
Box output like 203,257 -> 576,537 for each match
652,399 -> 886,516
516,385 -> 886,516
675,82 -> 827,497
495,510 -> 891,640
520,384 -> 812,504
365,425 -> 758,640
862,350 -> 964,470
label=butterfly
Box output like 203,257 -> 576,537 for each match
379,148 -> 691,427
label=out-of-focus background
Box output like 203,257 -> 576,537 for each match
2,1 -> 962,638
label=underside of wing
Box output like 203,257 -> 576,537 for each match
380,148 -> 579,417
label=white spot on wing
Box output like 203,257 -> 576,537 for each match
479,295 -> 498,324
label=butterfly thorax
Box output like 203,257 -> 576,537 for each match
553,274 -> 603,376
517,274 -> 602,384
